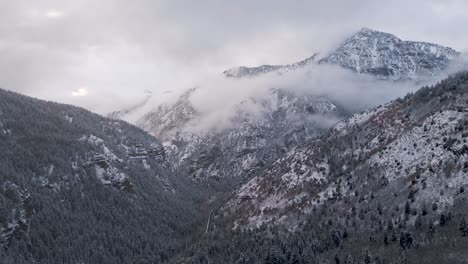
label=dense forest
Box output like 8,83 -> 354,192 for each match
0,89 -> 206,263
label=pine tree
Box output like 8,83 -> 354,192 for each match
459,217 -> 468,236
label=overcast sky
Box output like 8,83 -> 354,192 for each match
1,0 -> 467,114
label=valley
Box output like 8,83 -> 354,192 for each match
1,27 -> 467,263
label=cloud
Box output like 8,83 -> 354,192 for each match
0,1 -> 467,114
71,87 -> 88,97
45,10 -> 64,18
173,58 -> 468,134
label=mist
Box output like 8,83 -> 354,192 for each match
143,56 -> 467,135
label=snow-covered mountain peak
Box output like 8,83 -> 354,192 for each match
319,28 -> 459,79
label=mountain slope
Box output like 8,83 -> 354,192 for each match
224,72 -> 467,228
0,89 -> 203,263
185,72 -> 468,264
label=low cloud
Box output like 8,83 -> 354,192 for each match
71,87 -> 88,97
165,59 -> 468,134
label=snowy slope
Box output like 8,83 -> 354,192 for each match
221,72 -> 468,230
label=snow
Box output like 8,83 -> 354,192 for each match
80,134 -> 123,163
95,166 -> 108,184
95,165 -> 127,185
142,159 -> 150,170
334,103 -> 388,132
369,110 -> 466,182
79,134 -> 131,187
65,114 -> 73,123
48,165 -> 54,176
71,161 -> 79,171
79,135 -> 104,146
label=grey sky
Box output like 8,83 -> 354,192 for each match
0,0 -> 467,113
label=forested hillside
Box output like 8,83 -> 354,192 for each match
0,89 -> 204,263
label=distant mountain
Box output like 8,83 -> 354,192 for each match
189,72 -> 468,263
0,89 -> 203,263
224,28 -> 459,80
319,28 -> 459,79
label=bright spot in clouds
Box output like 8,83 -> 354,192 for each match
45,10 -> 64,18
71,87 -> 88,97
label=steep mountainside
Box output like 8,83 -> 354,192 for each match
0,89 -> 203,263
223,72 -> 468,228
319,28 -> 459,79
138,88 -> 346,184
190,72 -> 468,263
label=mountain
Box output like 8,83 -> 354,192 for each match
319,28 -> 459,79
0,89 -> 204,263
138,88 -> 346,185
224,28 -> 459,80
223,54 -> 317,78
190,72 -> 468,263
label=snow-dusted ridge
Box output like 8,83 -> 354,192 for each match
220,72 -> 468,230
